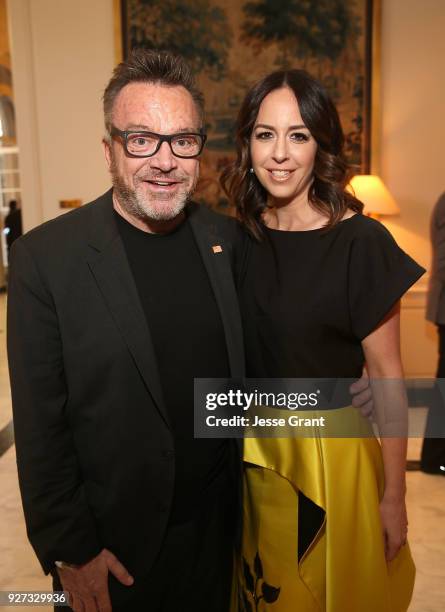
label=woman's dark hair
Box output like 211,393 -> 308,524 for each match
220,70 -> 363,239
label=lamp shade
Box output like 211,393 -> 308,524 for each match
348,175 -> 400,216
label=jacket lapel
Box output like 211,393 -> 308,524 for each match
86,192 -> 170,429
188,205 -> 245,378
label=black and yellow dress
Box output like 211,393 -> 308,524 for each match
236,214 -> 424,611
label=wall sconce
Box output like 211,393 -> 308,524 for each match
348,175 -> 400,218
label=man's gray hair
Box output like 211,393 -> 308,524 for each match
103,48 -> 205,138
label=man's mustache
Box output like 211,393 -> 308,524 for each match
136,173 -> 188,182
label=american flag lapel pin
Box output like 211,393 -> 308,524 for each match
212,245 -> 223,254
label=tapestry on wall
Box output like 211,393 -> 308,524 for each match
119,0 -> 376,210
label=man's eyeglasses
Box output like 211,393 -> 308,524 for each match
110,126 -> 207,159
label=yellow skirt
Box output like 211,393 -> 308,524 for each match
235,406 -> 415,611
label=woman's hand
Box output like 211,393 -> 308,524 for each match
379,494 -> 408,562
362,302 -> 410,563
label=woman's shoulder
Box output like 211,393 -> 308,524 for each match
345,214 -> 425,280
339,213 -> 390,234
336,213 -> 397,247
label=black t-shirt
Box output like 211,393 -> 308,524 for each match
239,214 -> 425,379
115,211 -> 230,523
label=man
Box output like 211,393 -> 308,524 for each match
8,50 -> 370,611
8,50 -> 244,612
4,199 -> 23,257
423,191 -> 445,475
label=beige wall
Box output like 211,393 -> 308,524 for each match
378,0 -> 445,376
6,0 -> 445,375
380,0 -> 445,271
7,0 -> 114,229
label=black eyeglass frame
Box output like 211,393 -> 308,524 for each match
110,126 -> 207,159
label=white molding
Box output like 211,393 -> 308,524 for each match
6,0 -> 43,231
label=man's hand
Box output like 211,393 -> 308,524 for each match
57,548 -> 134,612
350,367 -> 373,419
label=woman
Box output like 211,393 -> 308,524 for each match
222,70 -> 424,611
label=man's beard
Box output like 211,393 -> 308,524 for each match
110,158 -> 197,223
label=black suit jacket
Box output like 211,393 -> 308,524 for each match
7,190 -> 245,576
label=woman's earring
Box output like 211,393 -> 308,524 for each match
249,168 -> 254,174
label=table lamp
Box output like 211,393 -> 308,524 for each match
348,175 -> 400,218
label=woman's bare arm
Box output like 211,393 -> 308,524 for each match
361,301 -> 409,561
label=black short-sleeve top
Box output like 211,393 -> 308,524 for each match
239,214 -> 425,379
